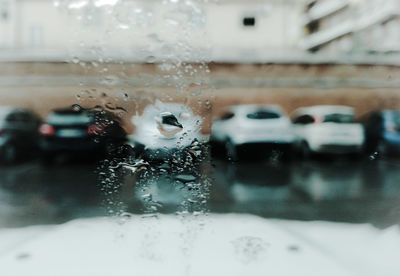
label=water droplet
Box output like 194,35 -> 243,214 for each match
369,152 -> 379,160
287,244 -> 300,252
141,193 -> 152,199
232,236 -> 269,264
175,174 -> 196,183
117,23 -> 130,30
165,18 -> 179,25
120,212 -> 132,219
71,104 -> 81,111
120,92 -> 128,101
145,55 -> 156,64
71,57 -> 80,64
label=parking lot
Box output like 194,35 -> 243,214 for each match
1,151 -> 400,229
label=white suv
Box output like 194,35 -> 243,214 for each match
210,104 -> 294,160
291,105 -> 364,157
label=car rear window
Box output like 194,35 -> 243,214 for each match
5,112 -> 32,123
246,110 -> 281,120
323,113 -> 354,123
47,112 -> 92,125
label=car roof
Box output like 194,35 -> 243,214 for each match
143,102 -> 193,114
0,106 -> 32,119
292,105 -> 354,117
382,109 -> 400,115
0,106 -> 15,117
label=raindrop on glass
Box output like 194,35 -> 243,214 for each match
71,57 -> 80,64
71,104 -> 81,111
145,56 -> 156,64
369,152 -> 379,161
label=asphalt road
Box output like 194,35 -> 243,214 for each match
1,153 -> 400,228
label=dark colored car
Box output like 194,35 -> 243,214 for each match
361,110 -> 400,156
0,106 -> 41,164
39,108 -> 127,162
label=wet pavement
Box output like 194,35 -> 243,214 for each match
1,153 -> 400,228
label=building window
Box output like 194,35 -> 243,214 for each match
243,17 -> 256,27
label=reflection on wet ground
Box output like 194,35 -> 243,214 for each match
1,154 -> 400,228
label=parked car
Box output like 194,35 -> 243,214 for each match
291,105 -> 364,157
39,108 -> 126,162
0,106 -> 41,163
361,109 -> 400,156
129,100 -> 207,163
210,104 -> 294,160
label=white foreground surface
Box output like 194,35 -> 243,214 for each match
0,214 -> 399,276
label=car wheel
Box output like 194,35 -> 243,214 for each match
0,144 -> 17,164
226,139 -> 238,161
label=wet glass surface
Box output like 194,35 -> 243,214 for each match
1,154 -> 399,228
1,0 -> 400,274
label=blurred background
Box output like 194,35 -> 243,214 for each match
0,0 -> 400,230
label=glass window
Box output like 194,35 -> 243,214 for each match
293,114 -> 315,124
1,1 -> 400,275
243,17 -> 256,26
323,113 -> 354,123
246,110 -> 280,119
220,112 -> 234,120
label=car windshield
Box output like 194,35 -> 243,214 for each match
246,110 -> 281,119
323,113 -> 354,123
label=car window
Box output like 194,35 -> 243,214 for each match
220,111 -> 234,120
47,112 -> 92,125
293,114 -> 314,124
246,110 -> 280,120
323,113 -> 354,123
5,112 -> 31,124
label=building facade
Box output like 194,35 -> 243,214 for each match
0,0 -> 306,62
301,0 -> 400,55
